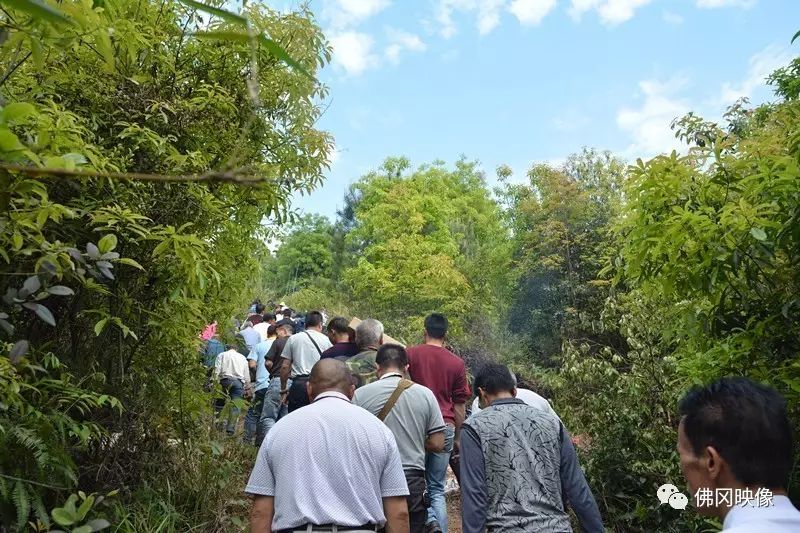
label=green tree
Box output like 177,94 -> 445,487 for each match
0,0 -> 332,529
500,149 -> 625,366
342,157 -> 511,343
271,214 -> 335,294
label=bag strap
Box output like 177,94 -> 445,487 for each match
378,379 -> 414,421
305,331 -> 323,357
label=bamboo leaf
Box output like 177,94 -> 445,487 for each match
259,35 -> 313,80
194,31 -> 250,43
178,0 -> 247,26
3,0 -> 74,25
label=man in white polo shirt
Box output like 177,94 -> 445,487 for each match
247,359 -> 410,532
279,311 -> 333,412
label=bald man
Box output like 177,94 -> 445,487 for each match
247,359 -> 410,533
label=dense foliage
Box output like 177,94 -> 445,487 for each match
2,0 -> 798,531
1,0 -> 331,530
270,55 -> 800,533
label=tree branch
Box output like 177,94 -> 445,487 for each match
0,163 -> 267,186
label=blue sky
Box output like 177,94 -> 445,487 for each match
283,0 -> 799,219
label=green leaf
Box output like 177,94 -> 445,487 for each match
3,0 -> 74,25
1,102 -> 36,124
76,494 -> 94,520
52,508 -> 77,527
98,234 -> 118,254
9,340 -> 29,363
259,35 -> 313,80
47,285 -> 75,296
86,519 -> 111,531
0,127 -> 23,151
116,257 -> 145,270
178,0 -> 247,25
792,29 -> 800,44
23,302 -> 56,326
72,525 -> 93,533
23,275 -> 41,294
94,318 -> 108,336
750,227 -> 767,241
194,31 -> 250,43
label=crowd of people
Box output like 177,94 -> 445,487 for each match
198,302 -> 800,533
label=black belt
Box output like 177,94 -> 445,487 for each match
278,525 -> 379,532
292,374 -> 310,380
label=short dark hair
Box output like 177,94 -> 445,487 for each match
305,311 -> 324,328
474,363 -> 515,395
679,377 -> 792,489
424,313 -> 448,339
283,308 -> 293,318
263,313 -> 276,322
266,324 -> 277,338
255,303 -> 265,314
376,344 -> 408,370
327,316 -> 350,334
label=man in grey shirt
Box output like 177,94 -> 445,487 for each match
279,311 -> 333,412
354,344 -> 445,533
461,363 -> 604,533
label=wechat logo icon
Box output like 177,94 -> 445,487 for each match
657,483 -> 688,510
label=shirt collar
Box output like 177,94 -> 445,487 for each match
489,397 -> 526,407
313,391 -> 351,403
379,372 -> 404,380
723,495 -> 796,529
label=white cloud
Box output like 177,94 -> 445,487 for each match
325,0 -> 391,29
478,0 -> 506,34
617,77 -> 690,157
569,0 -> 653,25
433,0 -> 507,38
329,31 -> 379,75
509,0 -> 558,26
718,44 -> 792,105
385,29 -> 426,63
696,0 -> 755,8
662,10 -> 683,25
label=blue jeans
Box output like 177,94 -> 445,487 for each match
215,377 -> 244,435
244,388 -> 267,444
425,424 -> 455,531
257,377 -> 290,446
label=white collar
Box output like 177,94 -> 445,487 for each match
313,391 -> 351,403
379,372 -> 404,380
724,495 -> 799,529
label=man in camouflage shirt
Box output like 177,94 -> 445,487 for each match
346,318 -> 384,388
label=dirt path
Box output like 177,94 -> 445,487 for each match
447,491 -> 462,533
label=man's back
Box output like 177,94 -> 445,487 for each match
283,330 -> 333,376
246,392 -> 408,529
354,375 -> 446,471
407,344 -> 470,423
215,349 -> 248,382
346,349 -> 378,387
463,400 -> 571,532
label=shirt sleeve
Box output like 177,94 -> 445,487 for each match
425,389 -> 447,435
451,360 -> 471,404
379,427 -> 410,497
559,423 -> 604,533
245,435 -> 276,496
460,424 -> 487,533
282,336 -> 294,362
213,353 -> 223,381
